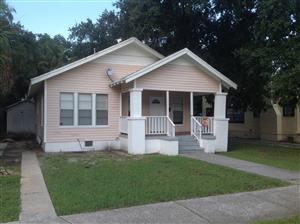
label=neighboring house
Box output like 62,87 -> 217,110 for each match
28,37 -> 237,155
6,99 -> 35,136
227,104 -> 300,143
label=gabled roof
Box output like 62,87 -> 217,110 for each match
28,37 -> 164,96
111,48 -> 237,89
6,99 -> 34,110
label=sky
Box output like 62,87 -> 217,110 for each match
7,0 -> 116,38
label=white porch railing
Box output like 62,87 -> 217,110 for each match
194,116 -> 214,134
145,116 -> 175,137
191,117 -> 202,143
120,116 -> 175,137
120,116 -> 128,134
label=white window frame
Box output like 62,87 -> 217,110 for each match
95,94 -> 109,126
59,92 -> 109,128
78,93 -> 93,126
59,92 -> 75,127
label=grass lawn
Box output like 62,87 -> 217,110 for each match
254,214 -> 300,224
0,165 -> 21,223
220,144 -> 300,171
40,152 -> 287,216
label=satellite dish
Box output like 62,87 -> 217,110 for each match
106,68 -> 114,81
106,68 -> 113,76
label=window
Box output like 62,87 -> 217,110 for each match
193,95 -> 203,116
96,94 -> 108,125
85,141 -> 93,147
60,93 -> 74,126
227,108 -> 245,123
171,97 -> 183,125
78,93 -> 92,125
128,94 -> 130,116
283,105 -> 295,117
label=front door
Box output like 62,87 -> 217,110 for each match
149,96 -> 165,116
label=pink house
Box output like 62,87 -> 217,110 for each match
28,37 -> 237,155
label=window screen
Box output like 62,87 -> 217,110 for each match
60,93 -> 74,126
172,97 -> 183,124
283,105 -> 295,117
227,108 -> 245,123
96,94 -> 108,125
78,93 -> 92,125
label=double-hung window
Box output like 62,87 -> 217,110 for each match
60,93 -> 74,126
78,93 -> 92,125
227,108 -> 245,123
171,97 -> 183,125
283,105 -> 295,117
96,94 -> 108,125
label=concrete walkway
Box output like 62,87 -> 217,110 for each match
20,151 -> 66,223
181,151 -> 300,183
19,151 -> 299,224
62,185 -> 300,224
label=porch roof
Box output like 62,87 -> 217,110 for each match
111,48 -> 237,89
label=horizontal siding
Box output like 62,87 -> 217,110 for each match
83,62 -> 142,84
136,63 -> 220,92
94,44 -> 158,76
46,62 -> 139,142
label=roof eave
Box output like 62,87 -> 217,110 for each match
30,37 -> 164,88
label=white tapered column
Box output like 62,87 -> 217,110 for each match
127,88 -> 145,154
190,92 -> 193,134
166,91 -> 169,117
213,92 -> 229,152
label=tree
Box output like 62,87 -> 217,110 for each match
237,0 -> 299,108
0,0 -> 15,95
69,10 -> 120,59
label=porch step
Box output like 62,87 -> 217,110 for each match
178,135 -> 203,153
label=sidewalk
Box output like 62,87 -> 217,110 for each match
181,151 -> 300,183
62,185 -> 299,224
20,151 -> 65,223
19,151 -> 299,224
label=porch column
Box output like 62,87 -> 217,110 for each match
213,92 -> 229,152
190,92 -> 193,134
166,91 -> 169,117
127,88 -> 146,154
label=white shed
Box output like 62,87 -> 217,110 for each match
6,100 -> 35,135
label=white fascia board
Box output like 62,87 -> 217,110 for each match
30,37 -> 164,86
123,48 -> 237,89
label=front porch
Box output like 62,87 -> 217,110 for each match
109,48 -> 236,155
119,89 -> 228,154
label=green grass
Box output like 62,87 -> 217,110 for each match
220,144 -> 300,171
0,165 -> 21,223
254,214 -> 300,224
40,152 -> 287,216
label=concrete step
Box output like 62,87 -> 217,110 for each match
178,135 -> 202,153
179,143 -> 200,148
179,147 -> 201,152
179,149 -> 203,153
178,140 -> 199,146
